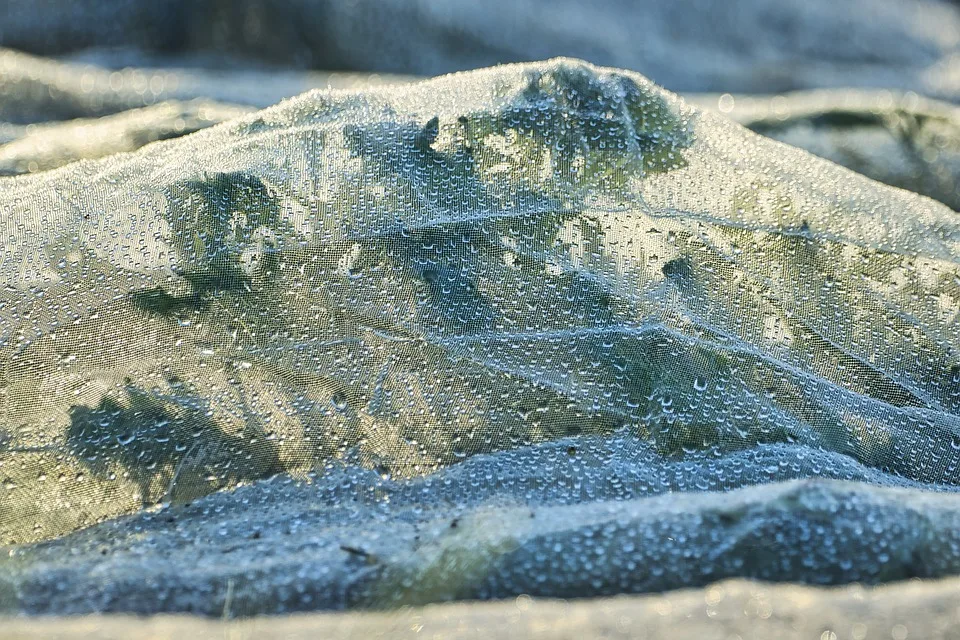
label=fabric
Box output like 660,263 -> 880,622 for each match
1,58 -> 960,611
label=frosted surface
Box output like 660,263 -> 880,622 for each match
2,59 -> 960,612
690,90 -> 960,212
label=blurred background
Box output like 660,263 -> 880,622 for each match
2,0 -> 959,96
0,0 -> 958,207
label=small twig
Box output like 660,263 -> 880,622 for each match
163,441 -> 202,504
222,578 -> 235,621
339,544 -> 371,557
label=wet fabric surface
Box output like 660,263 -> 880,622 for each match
1,58 -> 960,614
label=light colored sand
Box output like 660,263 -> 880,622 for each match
2,578 -> 960,640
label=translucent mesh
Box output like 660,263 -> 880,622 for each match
1,60 -> 960,608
